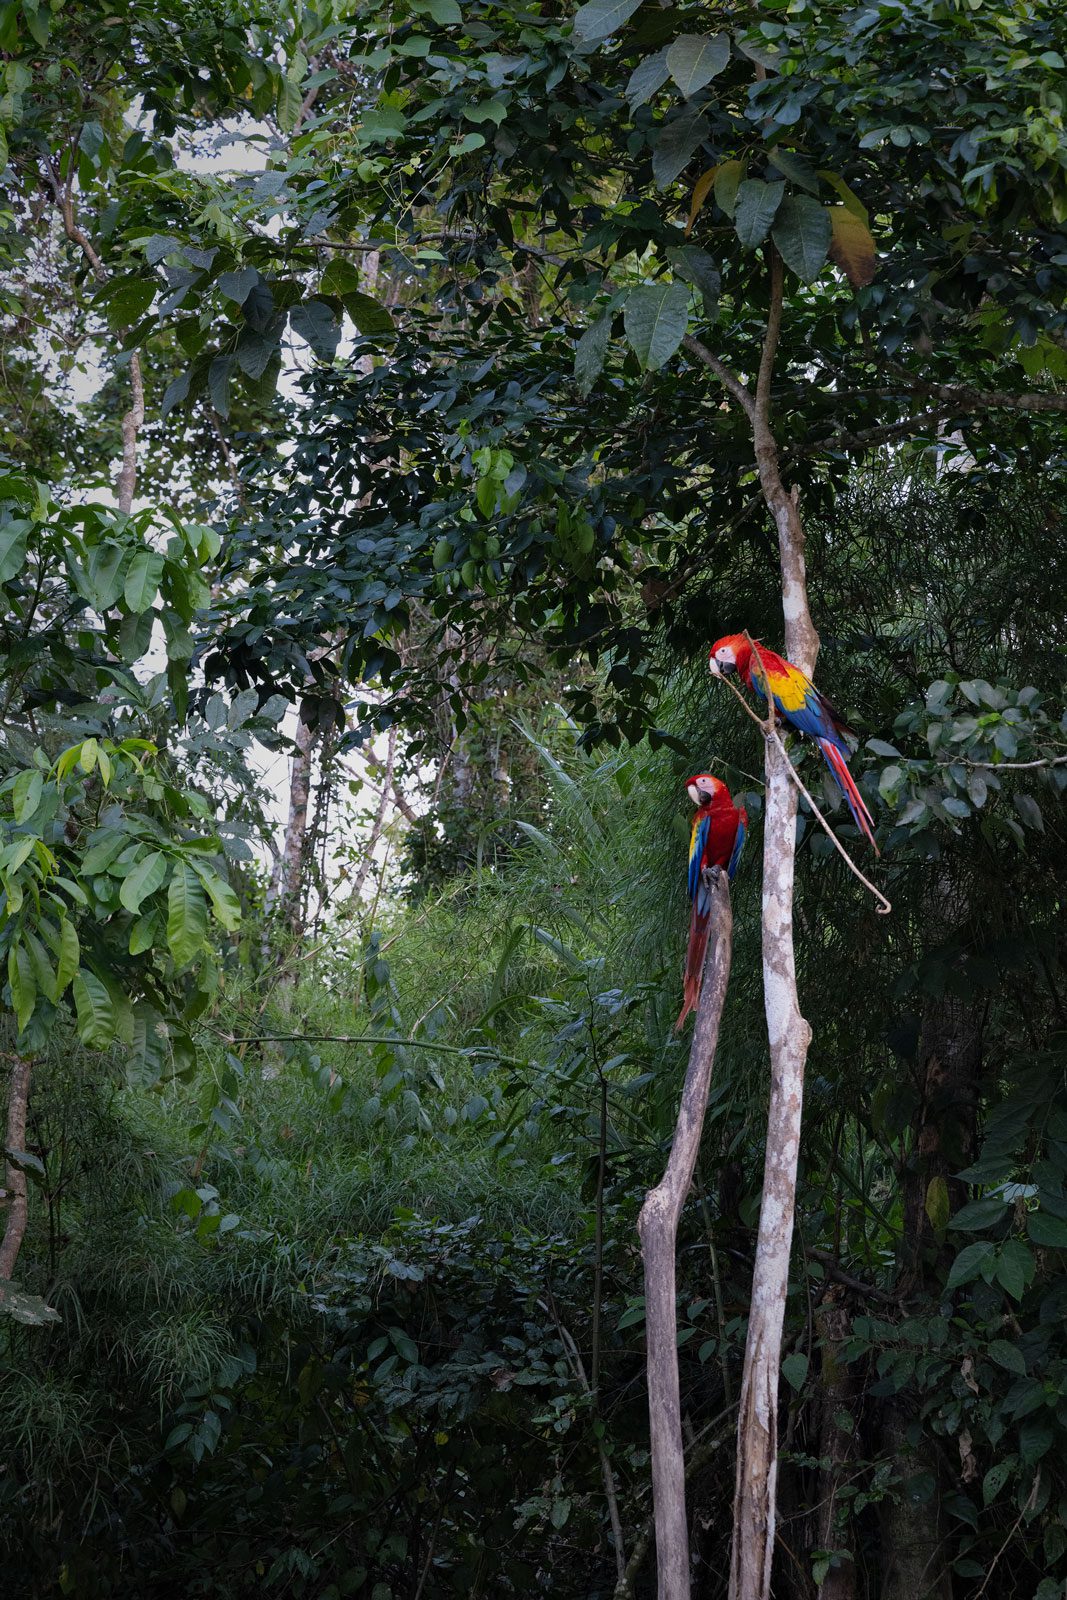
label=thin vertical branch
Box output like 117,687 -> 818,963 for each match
0,1054 -> 33,1287
638,872 -> 734,1600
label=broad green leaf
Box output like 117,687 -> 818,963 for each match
119,850 -> 168,915
925,1175 -> 950,1231
573,0 -> 641,42
665,246 -> 720,316
772,195 -> 832,281
626,49 -> 669,110
0,519 -> 30,584
87,540 -> 128,609
55,918 -> 79,993
129,910 -> 160,956
995,1239 -> 1034,1300
192,863 -> 241,932
7,943 -> 36,1032
713,159 -> 746,219
290,299 -> 342,360
982,1460 -> 1011,1505
423,0 -> 461,21
987,1339 -> 1026,1375
167,863 -> 208,967
950,1195 -> 1008,1231
123,549 -> 165,613
652,111 -> 708,190
80,828 -> 126,875
276,74 -> 303,131
623,282 -> 690,372
575,312 -> 612,395
12,770 -> 42,824
1028,1211 -> 1067,1248
72,970 -> 115,1047
22,930 -> 57,1004
945,1239 -> 994,1291
828,206 -> 877,287
1014,793 -> 1044,832
344,291 -> 396,337
781,1351 -> 808,1391
208,354 -> 234,419
734,180 -> 785,249
665,33 -> 730,97
767,147 -> 819,194
817,169 -> 869,220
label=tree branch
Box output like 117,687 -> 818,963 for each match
682,335 -> 755,419
638,872 -> 733,1600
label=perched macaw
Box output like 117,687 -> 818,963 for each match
676,773 -> 747,1031
708,633 -> 876,848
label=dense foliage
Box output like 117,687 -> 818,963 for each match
1,2 -> 1066,1598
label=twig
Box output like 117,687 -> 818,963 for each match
712,672 -> 892,914
541,1295 -> 627,1585
957,753 -> 1067,771
972,1469 -> 1041,1600
682,334 -> 755,419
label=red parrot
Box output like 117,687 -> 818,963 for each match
676,773 -> 747,1031
708,633 -> 876,849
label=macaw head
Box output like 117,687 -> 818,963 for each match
686,773 -> 725,806
708,634 -> 749,677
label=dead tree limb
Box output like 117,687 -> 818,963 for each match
638,870 -> 734,1600
0,1053 -> 33,1289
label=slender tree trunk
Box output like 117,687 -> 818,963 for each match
639,872 -> 734,1600
730,248 -> 818,1600
349,725 -> 399,911
0,1054 -> 32,1288
264,704 -> 318,943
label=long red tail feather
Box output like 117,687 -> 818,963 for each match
819,739 -> 878,851
675,902 -> 711,1030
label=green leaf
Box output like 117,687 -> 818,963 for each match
734,180 -> 785,249
982,1460 -> 1012,1505
573,0 -> 641,42
713,159 -> 746,219
626,49 -> 669,110
167,863 -> 208,967
782,1351 -> 808,1391
623,282 -> 690,371
665,246 -> 720,316
1014,793 -> 1044,832
925,1175 -> 950,1231
119,850 -> 168,915
12,770 -> 43,824
290,299 -> 342,360
192,863 -> 241,932
575,312 -> 612,395
345,291 -> 396,337
0,519 -> 30,584
945,1240 -> 995,1291
423,0 -> 461,21
766,148 -> 819,194
771,195 -> 831,281
7,943 -> 36,1033
123,549 -> 165,613
87,540 -> 128,609
72,970 -> 115,1047
950,1195 -> 1008,1231
55,918 -> 79,994
276,74 -> 303,131
1028,1211 -> 1067,1248
995,1239 -> 1035,1300
208,354 -> 234,419
652,111 -> 708,190
987,1339 -> 1026,1375
22,930 -> 57,1004
664,33 -> 730,97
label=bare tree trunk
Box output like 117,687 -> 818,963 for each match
638,872 -> 734,1600
729,248 -> 819,1600
349,725 -> 399,911
264,704 -> 318,942
0,1054 -> 32,1288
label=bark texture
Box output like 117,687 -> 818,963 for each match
638,871 -> 734,1600
814,1294 -> 857,1600
264,704 -> 319,941
0,1054 -> 32,1285
730,248 -> 818,1600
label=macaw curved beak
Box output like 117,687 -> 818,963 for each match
716,657 -> 737,677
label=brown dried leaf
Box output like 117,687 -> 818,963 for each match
686,166 -> 718,237
828,205 -> 877,287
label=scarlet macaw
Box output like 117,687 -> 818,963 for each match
708,633 -> 876,848
676,773 -> 747,1031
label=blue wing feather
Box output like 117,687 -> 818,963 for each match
687,814 -> 710,901
727,815 -> 746,881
